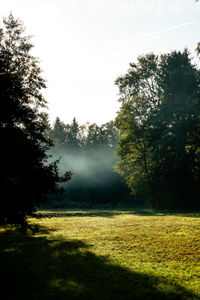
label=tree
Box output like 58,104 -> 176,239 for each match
0,14 -> 71,229
65,117 -> 80,150
115,50 -> 200,208
196,42 -> 200,56
150,50 -> 200,207
51,117 -> 66,146
115,53 -> 160,199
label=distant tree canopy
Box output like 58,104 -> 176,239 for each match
0,14 -> 71,228
47,118 -> 133,208
115,49 -> 200,209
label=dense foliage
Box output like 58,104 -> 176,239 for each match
0,14 -> 71,228
115,49 -> 200,209
47,117 -> 132,207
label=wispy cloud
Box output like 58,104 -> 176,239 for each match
106,20 -> 200,48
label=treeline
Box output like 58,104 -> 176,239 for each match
46,118 -> 133,208
115,49 -> 200,209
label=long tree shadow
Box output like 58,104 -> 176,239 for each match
0,228 -> 197,300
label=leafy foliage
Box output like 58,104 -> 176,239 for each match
115,49 -> 200,208
0,14 -> 71,228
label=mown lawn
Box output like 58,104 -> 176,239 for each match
1,209 -> 200,299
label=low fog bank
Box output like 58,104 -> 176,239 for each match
56,149 -> 117,185
47,146 -> 132,208
44,118 -> 133,208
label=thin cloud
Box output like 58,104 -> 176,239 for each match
106,20 -> 200,48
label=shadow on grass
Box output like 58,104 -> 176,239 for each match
38,209 -> 163,219
0,227 -> 197,300
38,208 -> 200,219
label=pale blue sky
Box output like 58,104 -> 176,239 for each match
1,0 -> 200,125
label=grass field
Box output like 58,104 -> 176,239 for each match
1,209 -> 200,299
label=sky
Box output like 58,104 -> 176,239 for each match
1,0 -> 200,125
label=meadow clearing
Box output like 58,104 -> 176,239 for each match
1,209 -> 200,299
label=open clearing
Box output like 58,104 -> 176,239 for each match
1,209 -> 200,299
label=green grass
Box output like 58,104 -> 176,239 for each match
1,209 -> 200,299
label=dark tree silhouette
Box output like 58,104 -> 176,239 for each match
51,117 -> 66,146
115,49 -> 200,209
196,42 -> 200,55
0,14 -> 71,228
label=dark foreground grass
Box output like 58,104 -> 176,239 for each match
0,209 -> 200,299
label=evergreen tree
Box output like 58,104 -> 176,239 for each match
65,118 -> 80,150
51,117 -> 66,146
0,14 -> 71,228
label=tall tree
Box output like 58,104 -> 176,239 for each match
51,117 -> 66,146
151,50 -> 200,207
115,53 -> 159,198
65,117 -> 80,150
0,14 -> 71,228
115,50 -> 200,208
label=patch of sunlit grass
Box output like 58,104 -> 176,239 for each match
1,209 -> 200,299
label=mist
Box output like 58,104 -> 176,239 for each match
51,146 -> 117,185
45,118 -> 132,208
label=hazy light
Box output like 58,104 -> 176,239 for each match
1,0 -> 200,125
